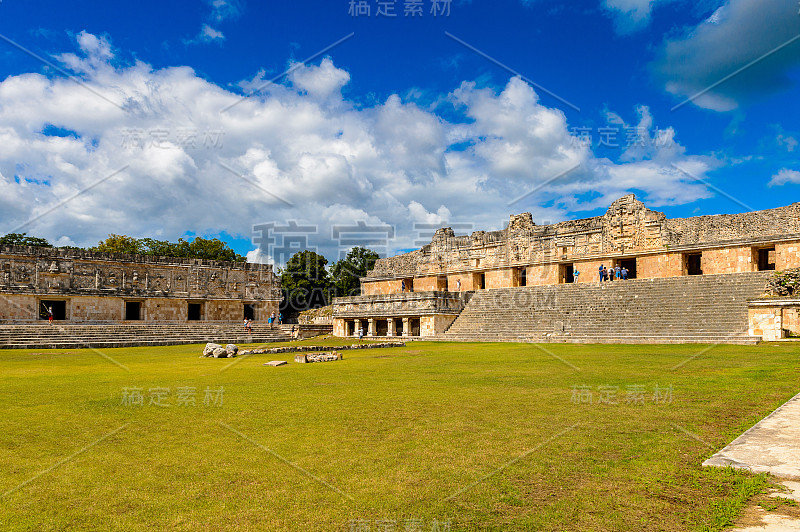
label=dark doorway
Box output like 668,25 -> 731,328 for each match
561,264 -> 575,284
243,304 -> 255,320
757,247 -> 776,271
375,319 -> 388,337
686,253 -> 703,276
475,272 -> 486,290
39,300 -> 66,320
518,267 -> 527,287
188,303 -> 202,321
619,258 -> 637,279
394,318 -> 404,336
346,320 -> 354,336
410,318 -> 421,336
125,301 -> 141,321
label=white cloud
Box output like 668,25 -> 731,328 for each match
199,24 -> 225,43
777,134 -> 798,153
652,0 -> 800,111
0,33 -> 720,264
206,0 -> 243,22
769,168 -> 800,187
602,0 -> 665,33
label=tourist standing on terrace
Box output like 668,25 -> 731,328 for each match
401,280 -> 406,292
456,278 -> 461,291
599,265 -> 604,282
622,267 -> 629,280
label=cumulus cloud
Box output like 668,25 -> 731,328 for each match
652,0 -> 800,111
186,0 -> 241,46
197,24 -> 225,43
769,168 -> 800,187
0,33 -> 719,264
602,0 -> 662,33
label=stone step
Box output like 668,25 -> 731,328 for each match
439,271 -> 770,344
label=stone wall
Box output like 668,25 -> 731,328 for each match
0,246 -> 281,322
363,195 -> 800,293
748,298 -> 800,341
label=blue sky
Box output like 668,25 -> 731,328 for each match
0,0 -> 798,263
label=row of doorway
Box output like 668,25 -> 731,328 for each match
344,318 -> 421,337
37,301 -> 261,321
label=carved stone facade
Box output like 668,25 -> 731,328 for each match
0,246 -> 281,322
334,195 -> 800,339
362,195 -> 800,294
332,292 -> 470,338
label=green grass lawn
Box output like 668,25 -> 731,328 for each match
0,341 -> 798,531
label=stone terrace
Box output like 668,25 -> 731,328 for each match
438,271 -> 772,344
0,322 -> 294,349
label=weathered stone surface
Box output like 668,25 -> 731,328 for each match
239,341 -> 402,357
0,245 -> 281,322
264,360 -> 287,367
225,344 -> 238,356
294,354 -> 307,363
203,342 -> 222,357
305,352 -> 342,363
212,347 -> 227,358
365,195 -> 800,281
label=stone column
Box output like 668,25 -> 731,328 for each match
387,318 -> 395,337
367,318 -> 375,337
402,317 -> 410,337
354,319 -> 361,337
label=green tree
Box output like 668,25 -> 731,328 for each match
92,234 -> 143,255
330,247 -> 380,297
91,234 -> 245,262
0,233 -> 53,247
280,250 -> 331,318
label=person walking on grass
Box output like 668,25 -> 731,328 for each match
358,326 -> 364,342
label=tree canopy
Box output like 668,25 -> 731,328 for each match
330,246 -> 380,297
91,235 -> 246,262
0,233 -> 53,248
279,250 -> 331,317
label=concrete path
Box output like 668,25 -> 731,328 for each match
704,393 -> 800,479
703,393 -> 800,531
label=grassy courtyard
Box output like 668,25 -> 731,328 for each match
0,340 -> 798,531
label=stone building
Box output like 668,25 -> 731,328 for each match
332,195 -> 800,339
0,246 -> 281,322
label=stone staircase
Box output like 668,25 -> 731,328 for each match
439,272 -> 772,345
0,322 -> 293,349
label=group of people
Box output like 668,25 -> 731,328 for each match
267,311 -> 282,326
598,264 -> 629,282
242,311 -> 284,333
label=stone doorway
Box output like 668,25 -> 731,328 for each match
39,300 -> 66,321
685,253 -> 703,276
243,304 -> 255,320
188,302 -> 203,321
560,264 -> 575,284
125,301 -> 142,321
757,247 -> 776,271
619,258 -> 637,279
